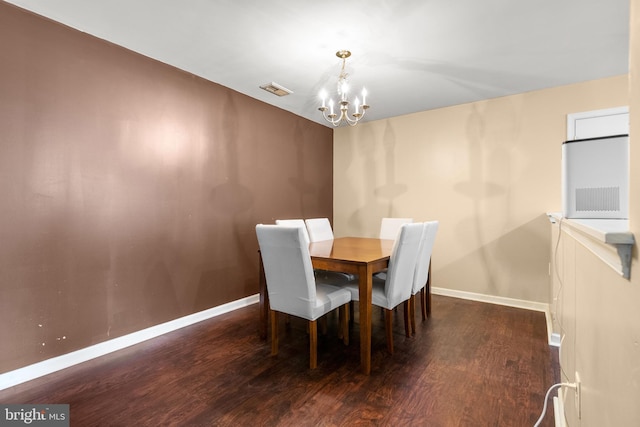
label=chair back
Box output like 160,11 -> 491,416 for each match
275,219 -> 310,245
412,221 -> 439,294
379,217 -> 413,240
384,222 -> 423,308
256,224 -> 317,319
305,218 -> 334,242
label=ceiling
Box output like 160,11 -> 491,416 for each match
5,0 -> 630,127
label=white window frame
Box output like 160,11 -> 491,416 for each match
566,106 -> 629,140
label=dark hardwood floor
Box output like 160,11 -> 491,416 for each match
0,295 -> 559,426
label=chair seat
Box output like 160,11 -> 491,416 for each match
344,276 -> 395,310
312,283 -> 352,321
373,270 -> 387,281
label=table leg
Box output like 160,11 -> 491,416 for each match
258,251 -> 268,339
358,264 -> 373,375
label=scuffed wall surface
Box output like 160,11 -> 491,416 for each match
0,3 -> 333,372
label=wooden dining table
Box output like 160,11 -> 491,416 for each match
258,237 -> 394,375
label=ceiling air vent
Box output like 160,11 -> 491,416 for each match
259,82 -> 293,97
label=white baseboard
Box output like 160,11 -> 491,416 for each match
431,287 -> 556,345
0,294 -> 259,391
431,287 -> 548,312
544,309 -> 562,347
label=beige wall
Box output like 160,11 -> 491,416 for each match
335,7 -> 640,421
552,1 -> 640,424
550,220 -> 640,425
630,0 -> 640,244
334,75 -> 628,303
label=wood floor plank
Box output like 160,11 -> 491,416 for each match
0,296 -> 559,426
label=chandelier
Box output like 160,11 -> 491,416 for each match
318,50 -> 369,126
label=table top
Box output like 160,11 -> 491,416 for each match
309,237 -> 394,263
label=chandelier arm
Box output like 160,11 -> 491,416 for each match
321,108 -> 342,127
319,104 -> 367,126
344,114 -> 358,126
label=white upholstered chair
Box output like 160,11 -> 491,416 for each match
275,219 -> 310,244
303,217 -> 356,282
376,217 -> 414,281
408,220 -> 439,335
304,218 -> 335,242
256,224 -> 351,369
277,218 -> 352,285
379,217 -> 413,240
344,222 -> 423,354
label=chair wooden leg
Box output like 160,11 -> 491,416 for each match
309,320 -> 318,369
271,310 -> 279,356
320,316 -> 328,336
409,295 -> 416,336
404,300 -> 411,337
384,309 -> 394,354
420,288 -> 427,321
340,303 -> 349,346
349,302 -> 355,324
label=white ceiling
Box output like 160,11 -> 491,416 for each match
5,0 -> 630,127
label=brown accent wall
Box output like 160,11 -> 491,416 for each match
0,2 -> 333,373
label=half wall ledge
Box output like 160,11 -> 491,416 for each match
547,212 -> 635,279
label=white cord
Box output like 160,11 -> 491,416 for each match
533,382 -> 576,427
552,216 -> 565,325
